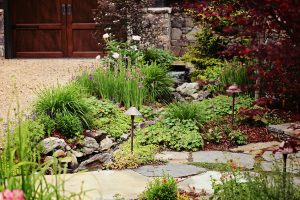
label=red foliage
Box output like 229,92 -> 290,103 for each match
186,0 -> 300,106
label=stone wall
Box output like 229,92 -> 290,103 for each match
170,12 -> 198,56
144,7 -> 198,56
0,9 -> 4,57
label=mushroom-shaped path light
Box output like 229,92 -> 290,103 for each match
125,107 -> 142,153
226,84 -> 241,127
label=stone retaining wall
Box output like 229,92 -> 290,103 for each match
145,7 -> 199,56
0,9 -> 4,57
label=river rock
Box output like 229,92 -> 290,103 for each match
75,153 -> 112,172
41,137 -> 67,154
53,149 -> 66,158
85,130 -> 107,142
176,82 -> 199,96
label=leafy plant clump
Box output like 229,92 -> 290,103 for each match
110,138 -> 158,169
228,130 -> 247,145
139,119 -> 203,151
140,175 -> 178,200
143,48 -> 176,67
165,102 -> 203,122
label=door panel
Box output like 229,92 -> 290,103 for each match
12,0 -> 67,57
67,0 -> 102,57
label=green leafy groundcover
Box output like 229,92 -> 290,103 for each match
139,118 -> 203,151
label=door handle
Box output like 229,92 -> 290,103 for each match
61,4 -> 66,15
67,4 -> 72,15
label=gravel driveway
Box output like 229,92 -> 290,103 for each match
0,58 -> 96,120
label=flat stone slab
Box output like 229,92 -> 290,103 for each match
46,170 -> 149,200
133,164 -> 206,178
192,151 -> 255,169
268,123 -> 300,139
230,141 -> 280,155
155,151 -> 189,163
178,171 -> 222,194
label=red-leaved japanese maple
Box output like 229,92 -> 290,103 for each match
186,0 -> 300,109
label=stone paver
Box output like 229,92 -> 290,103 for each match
46,170 -> 149,200
178,171 -> 222,194
192,151 -> 255,169
155,151 -> 189,163
230,141 -> 280,155
268,123 -> 300,139
133,164 -> 206,178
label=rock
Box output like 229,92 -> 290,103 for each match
186,27 -> 198,41
267,123 -> 300,139
262,151 -> 282,162
178,171 -> 222,194
100,137 -> 114,151
172,92 -> 185,101
133,164 -> 206,178
71,150 -> 84,158
176,82 -> 199,96
196,91 -> 210,101
75,153 -> 112,172
155,151 -> 190,163
53,149 -> 66,158
60,154 -> 78,170
192,151 -> 255,170
230,141 -> 280,155
85,130 -> 107,142
40,137 -> 67,154
44,156 -> 54,165
66,145 -> 72,151
120,134 -> 129,141
172,18 -> 184,28
191,93 -> 200,100
171,28 -> 182,40
82,137 -> 99,155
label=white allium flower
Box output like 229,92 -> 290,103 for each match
96,55 -> 101,60
132,35 -> 141,41
103,33 -> 110,39
112,52 -> 120,59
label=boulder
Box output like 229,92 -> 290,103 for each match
40,137 -> 67,154
82,137 -> 99,155
71,150 -> 84,158
75,153 -> 112,172
60,153 -> 79,170
100,137 -> 114,151
176,82 -> 199,96
192,91 -> 210,100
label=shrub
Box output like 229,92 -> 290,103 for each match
141,62 -> 174,102
27,120 -> 46,147
36,114 -> 56,135
139,119 -> 203,151
55,112 -> 83,138
34,83 -> 93,129
140,175 -> 178,200
143,48 -> 176,67
206,127 -> 223,143
110,138 -> 158,169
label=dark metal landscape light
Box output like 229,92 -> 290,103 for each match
125,107 -> 142,153
226,84 -> 241,126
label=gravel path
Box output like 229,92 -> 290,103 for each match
0,58 -> 96,120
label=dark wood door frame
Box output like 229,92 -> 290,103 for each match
4,0 -> 13,58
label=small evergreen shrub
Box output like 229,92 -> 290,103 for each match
55,112 -> 83,138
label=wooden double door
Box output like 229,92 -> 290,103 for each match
11,0 -> 103,58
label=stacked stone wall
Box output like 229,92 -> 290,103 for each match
144,7 -> 199,56
0,9 -> 4,57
